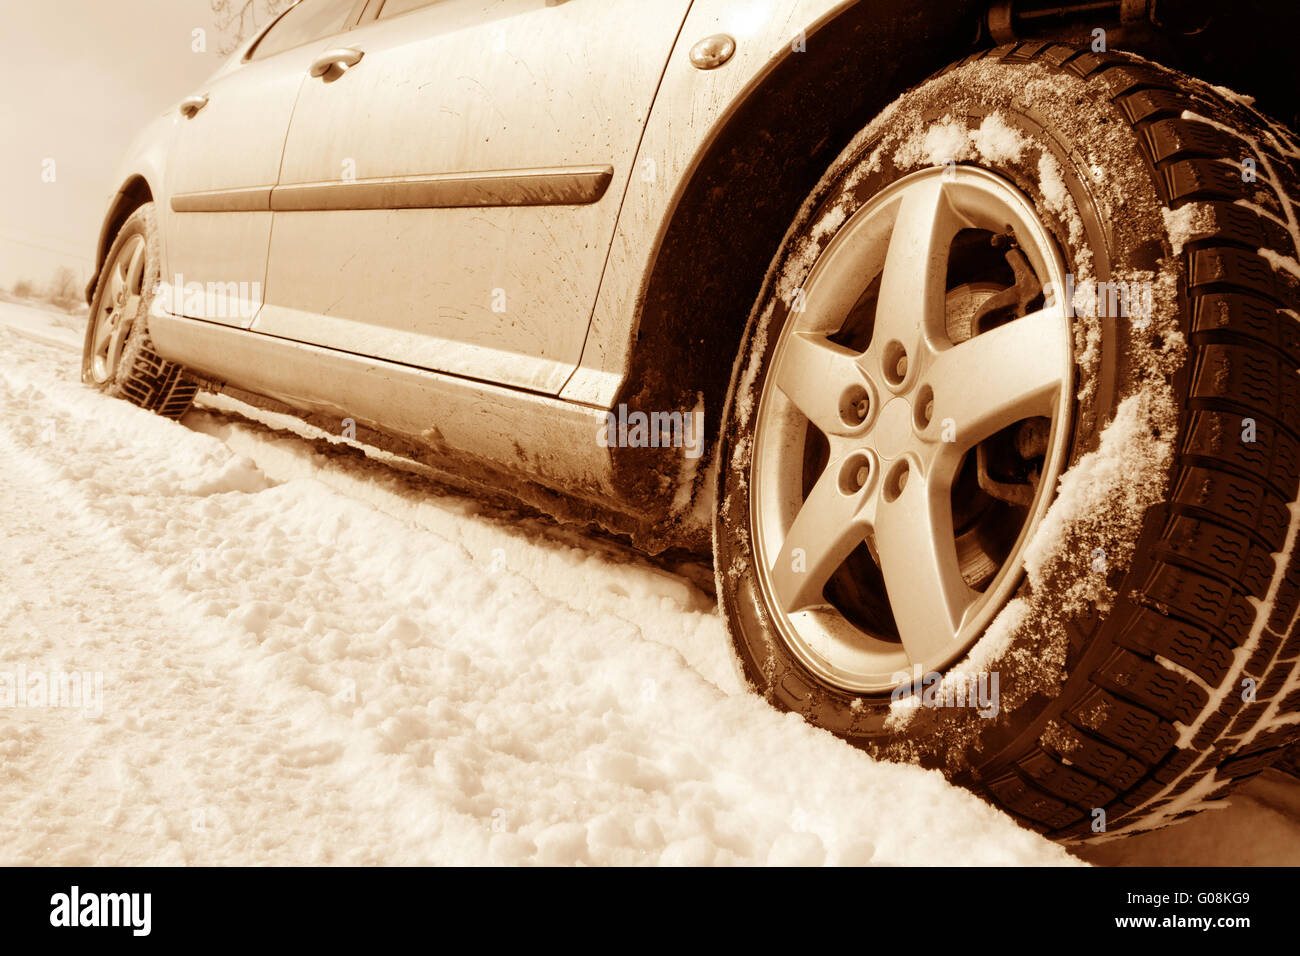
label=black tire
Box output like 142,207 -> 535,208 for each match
715,43 -> 1300,840
1277,742 -> 1300,780
82,202 -> 197,420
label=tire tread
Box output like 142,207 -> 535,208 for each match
969,43 -> 1300,839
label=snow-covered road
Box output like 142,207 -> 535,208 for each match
0,300 -> 1295,865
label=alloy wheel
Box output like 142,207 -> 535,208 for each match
89,233 -> 147,385
749,167 -> 1074,694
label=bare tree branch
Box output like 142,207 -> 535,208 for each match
209,0 -> 294,55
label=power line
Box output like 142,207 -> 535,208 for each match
0,234 -> 93,263
11,225 -> 96,251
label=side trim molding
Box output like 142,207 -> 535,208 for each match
170,186 -> 272,213
170,165 -> 614,213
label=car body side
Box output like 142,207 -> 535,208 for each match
87,0 -> 990,552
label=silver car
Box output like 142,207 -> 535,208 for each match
83,0 -> 1300,841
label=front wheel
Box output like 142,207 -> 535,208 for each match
716,44 -> 1300,841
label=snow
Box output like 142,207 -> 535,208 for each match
1020,391 -> 1174,617
2,301 -> 1295,864
1259,246 -> 1300,281
1035,151 -> 1093,279
809,203 -> 846,245
1037,152 -> 1070,216
1209,84 -> 1257,108
890,112 -> 1027,170
0,297 -> 84,351
893,116 -> 971,169
970,112 -> 1028,164
1161,203 -> 1214,256
0,302 -> 1089,866
5,223 -> 1299,866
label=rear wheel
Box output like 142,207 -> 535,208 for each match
82,202 -> 197,419
716,44 -> 1300,840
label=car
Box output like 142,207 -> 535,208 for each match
83,0 -> 1300,841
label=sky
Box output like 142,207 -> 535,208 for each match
0,1 -> 260,290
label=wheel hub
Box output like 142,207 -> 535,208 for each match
872,397 -> 912,460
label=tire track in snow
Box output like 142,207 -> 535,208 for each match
0,379 -> 334,863
181,398 -> 739,695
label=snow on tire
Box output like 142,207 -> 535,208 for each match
715,43 -> 1300,840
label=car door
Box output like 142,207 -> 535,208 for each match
254,0 -> 693,394
162,0 -> 367,328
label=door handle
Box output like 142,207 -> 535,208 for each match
179,94 -> 209,118
309,48 -> 365,78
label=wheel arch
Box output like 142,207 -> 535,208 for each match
606,0 -> 987,535
85,174 -> 155,305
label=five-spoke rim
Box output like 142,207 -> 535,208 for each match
89,233 -> 147,384
750,167 -> 1074,694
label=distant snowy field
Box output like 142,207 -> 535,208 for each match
0,301 -> 1295,866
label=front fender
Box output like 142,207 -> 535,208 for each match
86,108 -> 179,302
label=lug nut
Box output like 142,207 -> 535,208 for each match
839,455 -> 874,495
883,462 -> 911,502
841,387 -> 871,427
895,354 -> 909,379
